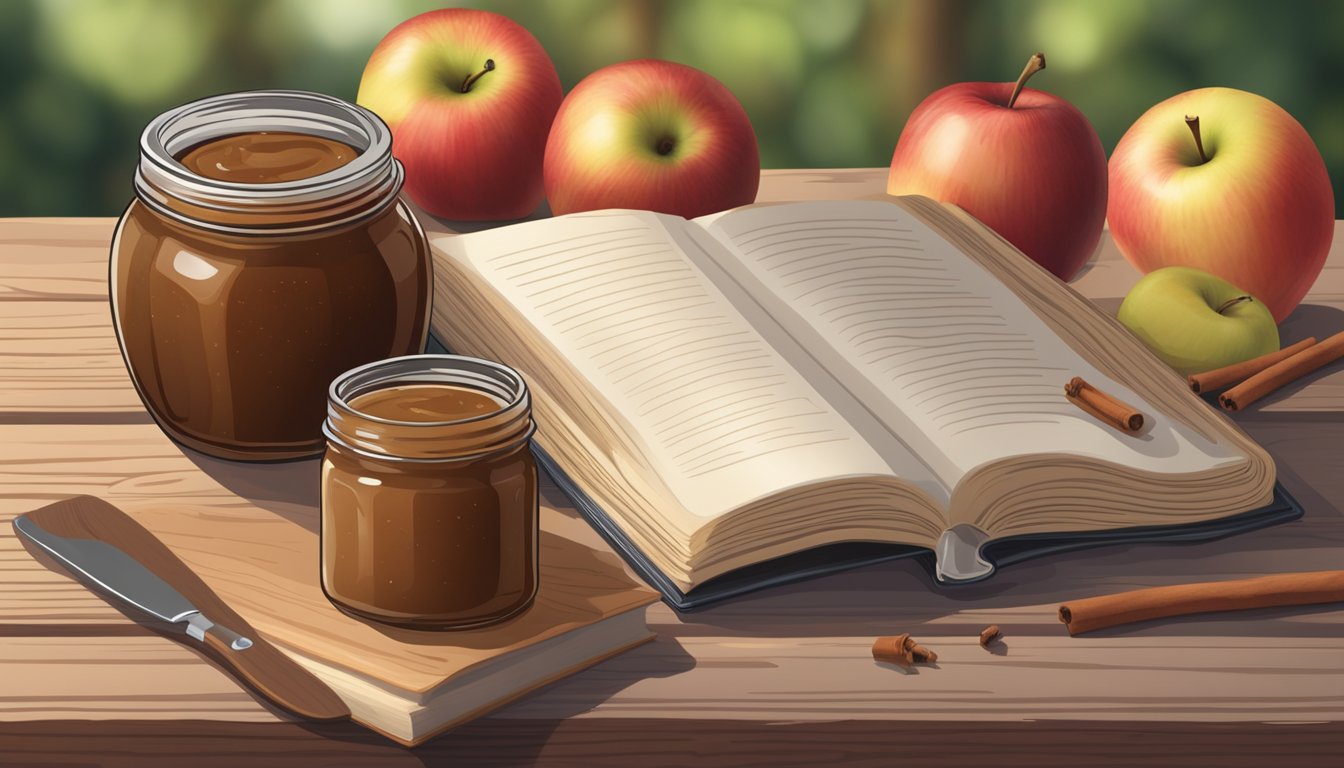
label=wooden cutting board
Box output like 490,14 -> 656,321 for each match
0,415 -> 657,706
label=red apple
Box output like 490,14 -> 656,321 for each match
886,53 -> 1108,282
543,59 -> 760,219
357,9 -> 563,220
1108,87 -> 1334,323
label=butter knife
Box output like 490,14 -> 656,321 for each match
12,495 -> 350,722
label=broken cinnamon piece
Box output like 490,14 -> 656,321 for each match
1064,377 -> 1144,433
904,635 -> 938,663
979,625 -> 1001,647
872,633 -> 914,665
872,633 -> 938,665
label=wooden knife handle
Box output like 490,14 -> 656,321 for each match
19,495 -> 350,722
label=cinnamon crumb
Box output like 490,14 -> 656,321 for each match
979,625 -> 1001,647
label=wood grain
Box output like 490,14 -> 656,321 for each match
0,219 -> 114,301
0,300 -> 145,415
2,170 -> 1344,756
4,718 -> 1344,768
19,495 -> 350,721
0,635 -> 276,721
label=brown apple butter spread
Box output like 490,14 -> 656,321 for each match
178,132 -> 359,183
321,356 -> 539,630
349,384 -> 503,422
111,91 -> 430,461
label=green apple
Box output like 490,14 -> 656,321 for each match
1117,266 -> 1279,376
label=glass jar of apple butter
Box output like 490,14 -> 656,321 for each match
111,90 -> 431,461
321,355 -> 539,630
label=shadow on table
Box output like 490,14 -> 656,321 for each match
280,628 -> 694,761
1229,302 -> 1344,419
281,639 -> 695,763
180,450 -> 322,533
1279,301 -> 1344,347
663,482 -> 1344,642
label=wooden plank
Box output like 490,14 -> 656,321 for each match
0,635 -> 278,721
0,219 -> 115,301
2,421 -> 1343,724
7,616 -> 1344,729
3,719 -> 1343,768
0,299 -> 144,416
508,634 -> 1344,723
754,167 -> 892,202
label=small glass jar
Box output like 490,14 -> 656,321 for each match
110,90 -> 431,461
320,355 -> 539,630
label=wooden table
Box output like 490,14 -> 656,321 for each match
3,169 -> 1343,767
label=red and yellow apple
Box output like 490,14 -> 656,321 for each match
543,59 -> 760,219
1108,87 -> 1334,323
357,9 -> 563,220
887,53 -> 1108,282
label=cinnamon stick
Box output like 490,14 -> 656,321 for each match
1064,377 -> 1144,433
1219,330 -> 1344,411
1058,570 -> 1344,636
1187,337 -> 1318,394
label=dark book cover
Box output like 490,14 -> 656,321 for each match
534,445 -> 1303,611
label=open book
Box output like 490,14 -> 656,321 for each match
425,197 -> 1296,608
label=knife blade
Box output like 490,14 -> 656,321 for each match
12,495 -> 349,722
14,516 -> 255,650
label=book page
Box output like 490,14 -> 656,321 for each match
697,200 -> 1245,489
434,209 -> 942,526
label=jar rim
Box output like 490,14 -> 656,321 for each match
324,354 -> 536,462
135,90 -> 403,235
329,354 -> 529,427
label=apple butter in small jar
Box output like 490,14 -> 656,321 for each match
321,355 -> 539,629
111,90 -> 431,461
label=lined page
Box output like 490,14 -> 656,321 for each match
436,210 -> 910,521
699,201 -> 1241,487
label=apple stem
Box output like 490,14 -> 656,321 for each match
461,59 -> 495,93
1185,115 -> 1210,163
1006,52 -> 1047,109
1216,295 -> 1254,315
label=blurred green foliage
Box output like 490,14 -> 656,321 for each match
2,0 -> 1341,216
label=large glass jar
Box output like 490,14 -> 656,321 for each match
110,90 -> 431,461
321,355 -> 539,630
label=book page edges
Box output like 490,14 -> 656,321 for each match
891,197 -> 1275,531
